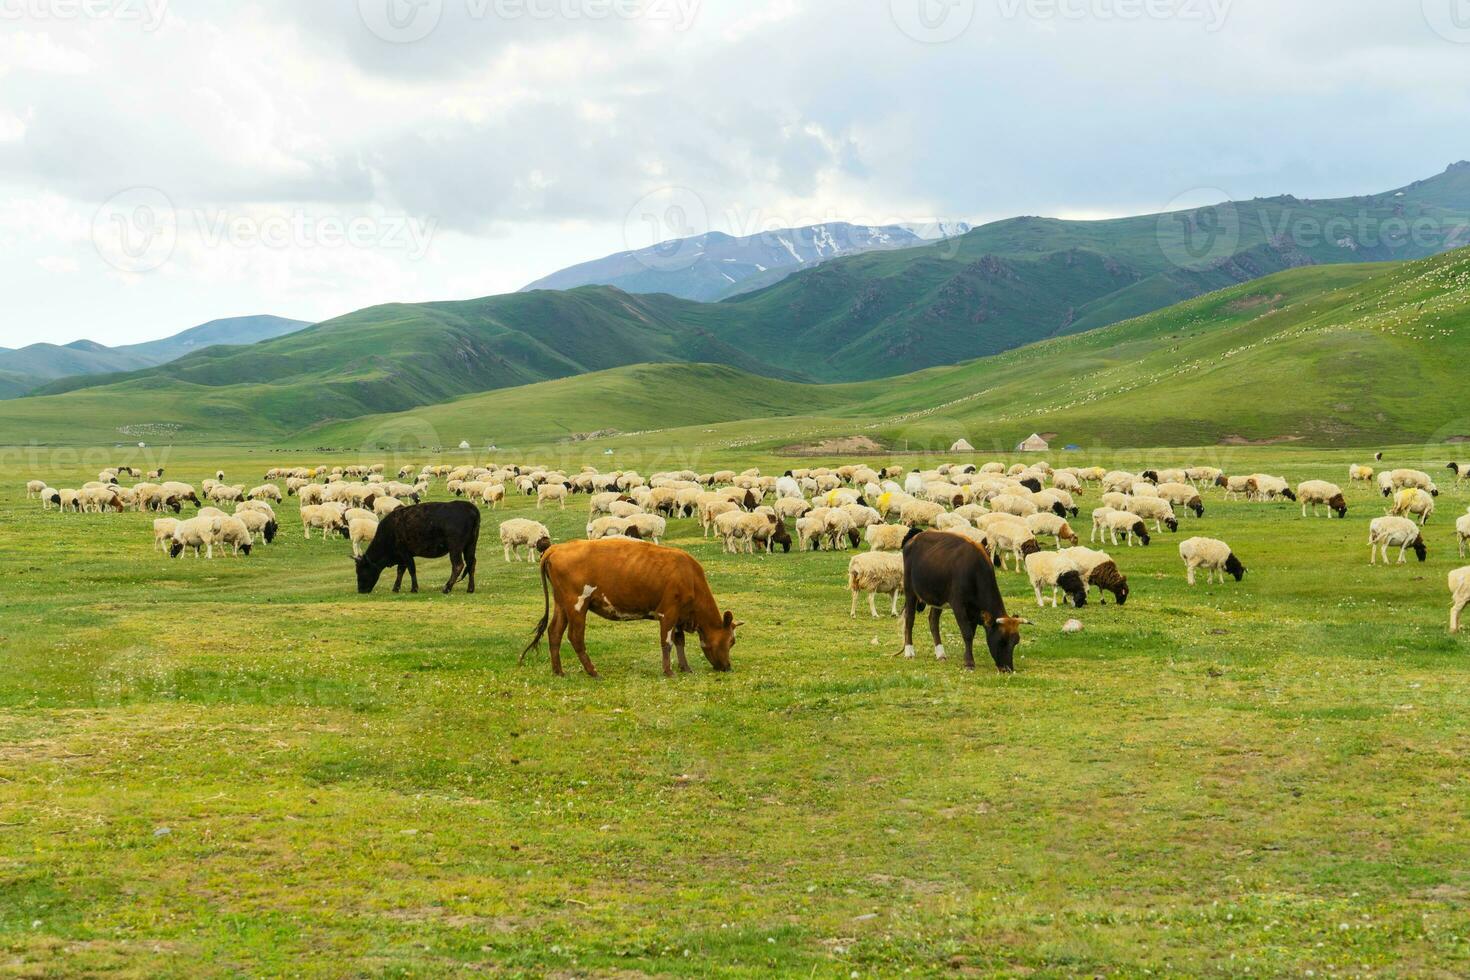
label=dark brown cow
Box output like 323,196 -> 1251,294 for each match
522,538 -> 741,678
899,529 -> 1028,672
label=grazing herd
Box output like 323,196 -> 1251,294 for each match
21,456 -> 1470,678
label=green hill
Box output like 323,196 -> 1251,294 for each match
308,248 -> 1470,452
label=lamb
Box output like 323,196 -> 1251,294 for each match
1296,480 -> 1348,518
537,483 -> 571,509
847,552 -> 906,618
1389,487 -> 1435,526
500,518 -> 552,562
1368,516 -> 1427,565
1023,551 -> 1089,608
1178,537 -> 1246,585
216,517 -> 255,556
865,523 -> 911,552
1458,514 -> 1470,558
1121,496 -> 1179,532
1100,510 -> 1152,547
1058,547 -> 1130,605
1451,567 -> 1470,633
301,504 -> 349,541
1025,512 -> 1079,547
1154,482 -> 1205,517
152,518 -> 179,553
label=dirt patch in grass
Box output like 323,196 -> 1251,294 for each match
1445,435 -> 1470,443
1225,293 -> 1284,313
1218,434 -> 1305,446
780,435 -> 887,456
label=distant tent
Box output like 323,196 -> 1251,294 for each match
458,441 -> 471,450
950,438 -> 975,452
1016,433 -> 1050,453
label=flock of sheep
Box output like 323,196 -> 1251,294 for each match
23,456 -> 1470,634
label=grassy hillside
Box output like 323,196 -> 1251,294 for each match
8,247 -> 1469,449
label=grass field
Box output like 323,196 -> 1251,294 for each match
4,441 -> 1470,976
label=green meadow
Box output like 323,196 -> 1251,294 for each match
3,440 -> 1470,976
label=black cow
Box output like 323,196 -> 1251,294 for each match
355,501 -> 480,595
898,529 -> 1028,672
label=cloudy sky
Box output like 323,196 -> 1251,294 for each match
2,0 -> 1469,348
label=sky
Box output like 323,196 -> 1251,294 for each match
2,0 -> 1469,348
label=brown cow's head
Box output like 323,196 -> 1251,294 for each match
981,612 -> 1024,673
701,611 -> 741,671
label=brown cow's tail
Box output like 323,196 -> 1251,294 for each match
520,555 -> 552,665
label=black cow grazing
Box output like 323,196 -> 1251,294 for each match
355,501 -> 480,595
898,529 -> 1028,672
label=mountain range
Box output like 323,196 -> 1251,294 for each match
520,221 -> 971,301
6,163 -> 1470,445
0,315 -> 311,399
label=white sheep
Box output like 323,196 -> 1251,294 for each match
152,518 -> 179,553
1121,496 -> 1178,532
795,515 -> 826,552
899,499 -> 946,529
1178,537 -> 1245,585
1451,567 -> 1470,633
171,515 -> 223,559
301,504 -> 348,541
626,513 -> 668,545
537,483 -> 571,509
587,516 -> 636,541
1025,512 -> 1079,547
1294,480 -> 1348,518
500,519 -> 552,562
234,509 -> 277,544
1058,547 -> 1130,605
374,496 -> 403,519
217,516 -> 255,556
1368,517 -> 1427,565
847,552 -> 906,618
1100,510 -> 1152,547
25,480 -> 46,499
1349,464 -> 1375,485
1154,482 -> 1205,517
248,484 -> 283,502
1389,487 -> 1435,526
1023,551 -> 1088,608
982,519 -> 1039,572
1457,514 -> 1470,558
865,523 -> 911,552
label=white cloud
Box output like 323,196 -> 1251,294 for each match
0,0 -> 1467,347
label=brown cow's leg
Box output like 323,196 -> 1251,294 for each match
660,629 -> 674,678
568,613 -> 598,678
548,607 -> 567,677
673,629 -> 691,673
927,607 -> 946,661
953,607 -> 977,671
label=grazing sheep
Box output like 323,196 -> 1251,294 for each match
795,515 -> 826,552
847,552 -> 906,618
587,516 -> 639,541
1369,516 -> 1428,565
374,496 -> 403,519
1247,474 -> 1296,503
1218,475 -> 1257,501
234,509 -> 278,544
820,508 -> 857,550
39,487 -> 61,510
1025,512 -> 1079,547
981,519 -> 1042,572
775,496 -> 813,523
152,518 -> 179,553
25,480 -> 46,499
1451,567 -> 1470,633
1458,513 -> 1470,558
1154,482 -> 1204,517
79,486 -> 123,513
1090,506 -> 1117,543
1296,481 -> 1348,518
1023,551 -> 1089,608
1058,547 -> 1130,605
500,519 -> 552,562
1384,468 -> 1437,496
1389,487 -> 1435,526
1185,466 -> 1222,487
537,483 -> 571,510
1178,537 -> 1246,585
1121,496 -> 1179,532
934,511 -> 972,532
865,523 -> 911,552
1100,510 -> 1152,547
989,493 -> 1040,518
700,499 -> 739,537
248,484 -> 283,502
626,514 -> 668,546
1349,464 -> 1375,485
1449,462 -> 1470,486
899,499 -> 947,528
170,515 -> 223,559
301,504 -> 349,541
216,517 -> 255,557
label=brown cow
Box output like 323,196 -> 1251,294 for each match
522,538 -> 741,678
